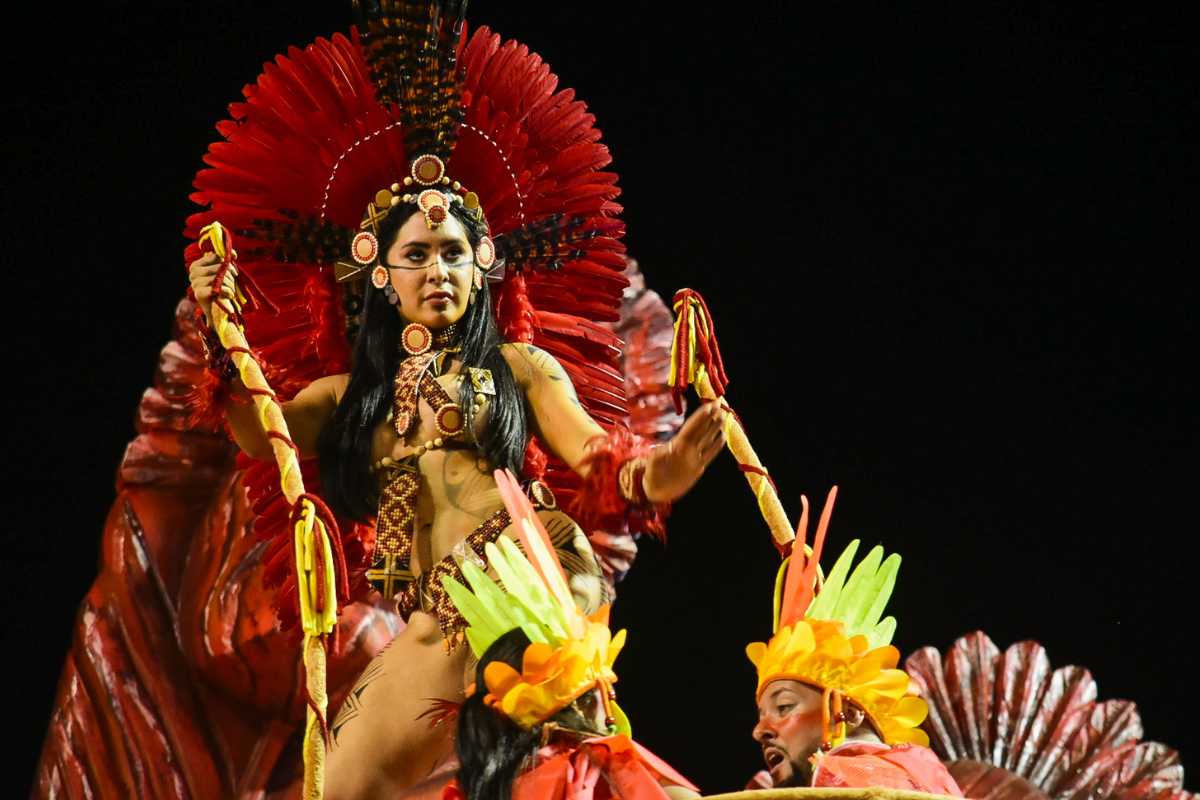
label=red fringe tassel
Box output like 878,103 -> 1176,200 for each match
670,289 -> 730,413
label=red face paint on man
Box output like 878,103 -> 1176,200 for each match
752,679 -> 871,787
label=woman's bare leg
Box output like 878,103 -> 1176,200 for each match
325,612 -> 468,800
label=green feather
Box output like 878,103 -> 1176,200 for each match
518,519 -> 575,614
871,616 -> 897,649
435,515 -> 588,663
833,545 -> 884,632
857,554 -> 901,643
492,538 -> 569,641
806,539 -> 860,620
441,573 -> 504,656
480,546 -> 551,645
483,541 -> 561,643
460,560 -> 524,641
801,540 -> 902,648
466,626 -> 490,658
484,542 -> 538,613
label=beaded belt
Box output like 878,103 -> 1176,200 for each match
391,480 -> 559,641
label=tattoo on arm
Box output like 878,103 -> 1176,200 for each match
522,345 -> 582,408
331,658 -> 385,744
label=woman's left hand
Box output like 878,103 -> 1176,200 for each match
642,401 -> 728,503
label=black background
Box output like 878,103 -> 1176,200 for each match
3,2 -> 1194,795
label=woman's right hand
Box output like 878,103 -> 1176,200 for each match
188,253 -> 238,324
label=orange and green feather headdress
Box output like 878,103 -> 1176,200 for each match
746,487 -> 929,748
441,469 -> 629,733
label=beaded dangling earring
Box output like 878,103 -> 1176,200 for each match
372,265 -> 399,305
371,265 -> 389,289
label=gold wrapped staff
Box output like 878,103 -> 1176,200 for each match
669,288 -> 794,552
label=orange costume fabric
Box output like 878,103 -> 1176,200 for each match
442,735 -> 697,800
811,741 -> 963,796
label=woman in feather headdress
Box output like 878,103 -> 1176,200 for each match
184,2 -> 726,796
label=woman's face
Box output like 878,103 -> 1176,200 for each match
383,210 -> 475,329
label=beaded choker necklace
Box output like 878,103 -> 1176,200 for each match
400,322 -> 458,356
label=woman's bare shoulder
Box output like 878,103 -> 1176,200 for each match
499,343 -> 565,386
498,343 -> 533,384
291,373 -> 351,406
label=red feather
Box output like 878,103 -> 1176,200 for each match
779,495 -> 811,627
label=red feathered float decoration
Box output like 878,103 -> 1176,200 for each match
33,300 -> 402,799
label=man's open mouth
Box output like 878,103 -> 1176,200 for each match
763,747 -> 787,769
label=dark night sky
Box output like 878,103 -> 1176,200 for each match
3,2 -> 1194,795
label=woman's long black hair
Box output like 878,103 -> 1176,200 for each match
318,202 -> 527,521
455,629 -> 600,800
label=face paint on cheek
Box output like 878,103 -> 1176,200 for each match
774,707 -> 825,765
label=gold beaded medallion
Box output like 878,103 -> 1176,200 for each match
401,322 -> 433,355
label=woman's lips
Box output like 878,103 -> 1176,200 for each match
425,291 -> 453,304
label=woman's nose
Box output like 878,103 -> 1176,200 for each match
426,257 -> 451,281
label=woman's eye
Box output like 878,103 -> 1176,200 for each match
407,251 -> 425,262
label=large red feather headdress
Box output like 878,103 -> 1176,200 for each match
183,2 -> 631,628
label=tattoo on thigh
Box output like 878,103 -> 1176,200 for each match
331,657 -> 385,744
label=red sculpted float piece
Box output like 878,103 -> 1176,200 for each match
34,301 -> 399,798
907,631 -> 1194,800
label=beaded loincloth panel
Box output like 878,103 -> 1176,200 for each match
369,350 -> 467,601
368,352 -> 434,598
367,461 -> 420,597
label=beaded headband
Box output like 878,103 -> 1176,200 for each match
335,154 -> 500,284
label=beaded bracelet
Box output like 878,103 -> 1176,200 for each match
617,456 -> 652,507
